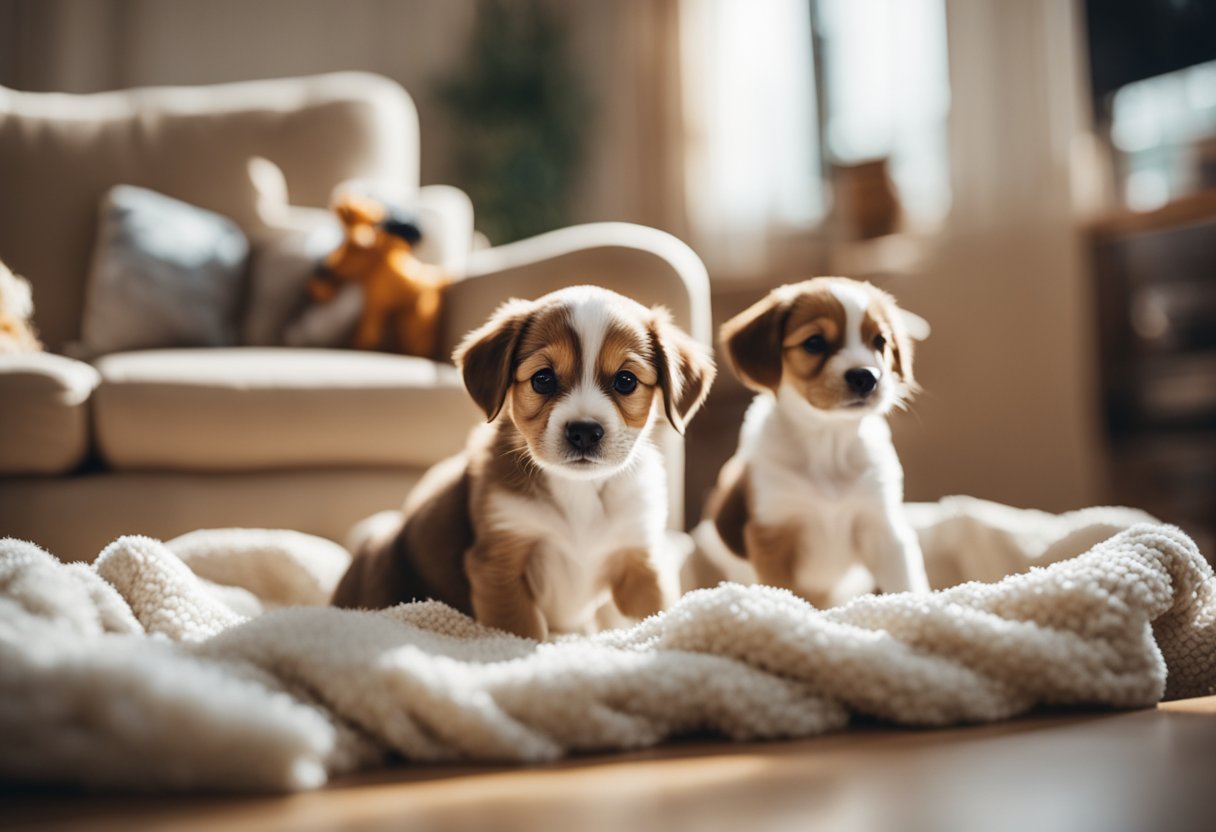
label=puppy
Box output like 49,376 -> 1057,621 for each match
332,285 -> 715,639
0,261 -> 41,353
692,277 -> 929,607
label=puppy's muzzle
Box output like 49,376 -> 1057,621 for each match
844,367 -> 880,398
565,421 -> 604,452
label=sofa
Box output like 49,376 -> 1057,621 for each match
0,72 -> 710,561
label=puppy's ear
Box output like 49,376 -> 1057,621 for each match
453,298 -> 534,421
719,293 -> 789,392
876,294 -> 927,387
649,308 -> 715,435
898,309 -> 931,342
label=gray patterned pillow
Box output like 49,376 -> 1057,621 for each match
77,185 -> 248,357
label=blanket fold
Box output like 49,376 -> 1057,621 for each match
0,499 -> 1212,793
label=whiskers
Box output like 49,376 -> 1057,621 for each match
502,436 -> 544,478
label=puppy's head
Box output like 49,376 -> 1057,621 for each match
454,286 -> 715,480
720,277 -> 928,418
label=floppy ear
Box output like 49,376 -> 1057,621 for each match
878,296 -> 927,387
898,309 -> 931,342
719,293 -> 789,392
649,309 -> 716,435
452,298 -> 534,421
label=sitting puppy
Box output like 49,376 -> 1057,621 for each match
692,277 -> 929,607
333,285 -> 715,638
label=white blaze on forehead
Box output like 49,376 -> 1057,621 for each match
563,289 -> 618,387
827,282 -> 869,347
557,290 -> 617,423
828,281 -> 880,370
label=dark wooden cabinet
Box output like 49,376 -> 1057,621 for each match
1090,193 -> 1216,555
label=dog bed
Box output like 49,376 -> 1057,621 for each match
0,497 -> 1212,792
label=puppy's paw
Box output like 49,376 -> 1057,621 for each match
611,548 -> 669,620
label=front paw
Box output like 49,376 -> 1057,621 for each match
612,549 -> 670,620
475,598 -> 549,641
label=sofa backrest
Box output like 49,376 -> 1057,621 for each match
0,72 -> 419,352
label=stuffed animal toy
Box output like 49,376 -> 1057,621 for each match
0,260 -> 42,353
309,194 -> 450,358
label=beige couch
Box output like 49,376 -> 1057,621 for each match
0,72 -> 710,561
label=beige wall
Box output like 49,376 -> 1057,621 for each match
0,0 -> 647,228
884,0 -> 1104,512
2,0 -> 474,191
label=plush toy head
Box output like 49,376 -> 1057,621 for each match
323,195 -> 393,284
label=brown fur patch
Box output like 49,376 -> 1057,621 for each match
719,294 -> 788,392
599,319 -> 660,429
464,421 -> 553,639
465,530 -> 549,641
779,288 -> 850,409
649,309 -> 715,432
609,547 -> 669,619
331,451 -> 473,613
509,304 -> 580,451
453,298 -> 536,420
862,292 -> 915,384
745,521 -> 803,593
707,455 -> 750,558
719,283 -> 848,395
477,419 -> 549,499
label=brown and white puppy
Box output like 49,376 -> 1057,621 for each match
332,285 -> 715,639
691,277 -> 929,607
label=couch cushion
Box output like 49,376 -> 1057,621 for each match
92,348 -> 481,471
0,353 -> 100,474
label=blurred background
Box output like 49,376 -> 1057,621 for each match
2,0 -> 1213,550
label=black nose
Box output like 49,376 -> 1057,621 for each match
565,421 -> 604,450
844,368 -> 879,396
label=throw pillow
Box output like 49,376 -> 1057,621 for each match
76,185 -> 248,357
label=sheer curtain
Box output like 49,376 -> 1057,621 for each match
678,0 -> 822,277
675,0 -> 952,276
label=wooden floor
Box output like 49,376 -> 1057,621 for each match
4,697 -> 1214,832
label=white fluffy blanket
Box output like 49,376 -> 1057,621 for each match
1,498 -> 1212,793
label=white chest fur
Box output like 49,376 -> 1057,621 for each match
744,390 -> 908,599
486,443 -> 667,633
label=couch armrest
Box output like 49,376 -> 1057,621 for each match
0,353 -> 100,475
437,223 -> 711,530
438,222 -> 711,359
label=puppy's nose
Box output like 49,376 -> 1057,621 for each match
844,367 -> 880,397
565,421 -> 604,450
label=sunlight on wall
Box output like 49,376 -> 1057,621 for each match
680,0 -> 821,273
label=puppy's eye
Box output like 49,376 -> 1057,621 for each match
613,371 -> 638,395
873,335 -> 887,351
530,369 -> 558,395
802,335 -> 829,354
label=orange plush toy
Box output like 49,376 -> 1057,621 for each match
310,194 -> 450,358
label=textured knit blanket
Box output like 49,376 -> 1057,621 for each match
1,497 -> 1213,793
